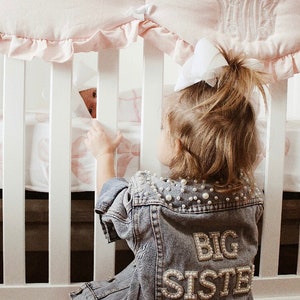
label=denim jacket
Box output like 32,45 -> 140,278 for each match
70,170 -> 263,300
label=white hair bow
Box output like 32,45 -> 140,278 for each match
174,38 -> 228,91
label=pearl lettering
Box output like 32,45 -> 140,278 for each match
221,230 -> 239,259
185,271 -> 198,300
233,265 -> 254,295
193,230 -> 238,262
198,270 -> 217,299
161,269 -> 184,299
162,265 -> 254,299
161,230 -> 253,298
218,268 -> 235,297
193,232 -> 213,261
209,232 -> 224,260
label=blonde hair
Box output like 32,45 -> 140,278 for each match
166,48 -> 267,191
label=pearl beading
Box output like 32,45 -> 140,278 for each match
131,171 -> 263,213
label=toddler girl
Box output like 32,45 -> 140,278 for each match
70,38 -> 266,300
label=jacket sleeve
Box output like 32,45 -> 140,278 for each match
95,177 -> 131,243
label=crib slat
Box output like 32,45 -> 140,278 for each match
49,61 -> 72,284
140,40 -> 163,174
259,80 -> 287,277
93,49 -> 119,280
96,49 -> 119,127
287,74 -> 300,119
2,56 -> 26,284
253,275 -> 300,298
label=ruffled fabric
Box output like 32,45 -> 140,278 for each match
1,0 -> 300,81
138,20 -> 193,66
0,20 -> 142,63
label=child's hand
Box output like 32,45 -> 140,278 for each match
84,120 -> 123,159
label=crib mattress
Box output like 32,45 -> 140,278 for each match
0,90 -> 299,193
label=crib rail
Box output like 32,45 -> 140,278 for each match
49,61 -> 72,284
2,56 -> 26,285
94,48 -> 119,281
259,81 -> 287,276
140,40 -> 163,175
0,41 -> 300,299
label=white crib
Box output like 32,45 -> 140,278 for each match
1,0 -> 300,298
0,39 -> 299,299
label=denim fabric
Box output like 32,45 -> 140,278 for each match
70,261 -> 141,299
71,171 -> 263,300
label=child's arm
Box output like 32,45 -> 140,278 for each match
85,120 -> 123,193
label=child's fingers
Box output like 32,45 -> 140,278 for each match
113,131 -> 123,148
85,121 -> 123,153
92,119 -> 103,132
87,121 -> 106,139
